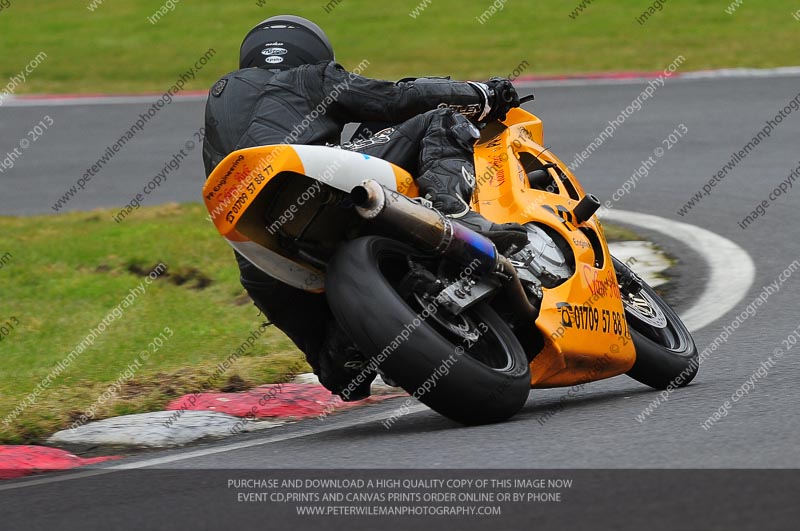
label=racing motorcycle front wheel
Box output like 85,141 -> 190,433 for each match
326,236 -> 531,425
613,256 -> 699,389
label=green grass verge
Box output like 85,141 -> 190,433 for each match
601,223 -> 640,243
0,201 -> 639,444
0,0 -> 798,95
0,203 -> 308,444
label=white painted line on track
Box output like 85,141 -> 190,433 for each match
0,94 -> 207,107
514,66 -> 800,88
0,211 -> 756,490
601,209 -> 756,332
682,66 -> 800,79
0,403 -> 428,491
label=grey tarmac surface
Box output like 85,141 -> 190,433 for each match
2,74 -> 799,530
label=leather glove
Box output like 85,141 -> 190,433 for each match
469,77 -> 521,123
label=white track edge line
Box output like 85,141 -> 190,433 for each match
0,404 -> 427,491
601,209 -> 756,332
2,67 -> 800,106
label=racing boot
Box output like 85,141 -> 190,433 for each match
317,323 -> 375,402
416,158 -> 529,255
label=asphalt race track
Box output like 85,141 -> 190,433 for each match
2,73 -> 799,529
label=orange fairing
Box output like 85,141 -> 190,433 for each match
203,145 -> 418,238
529,264 -> 637,387
203,145 -> 304,238
473,110 -> 636,387
203,144 -> 416,293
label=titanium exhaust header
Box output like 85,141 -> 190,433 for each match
351,179 -> 539,326
351,180 -> 498,276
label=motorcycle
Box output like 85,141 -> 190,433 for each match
202,101 -> 698,425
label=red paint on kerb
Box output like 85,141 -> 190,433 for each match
0,446 -> 119,480
166,384 -> 403,419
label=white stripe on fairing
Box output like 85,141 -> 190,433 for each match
600,209 -> 756,332
292,144 -> 400,192
227,240 -> 324,291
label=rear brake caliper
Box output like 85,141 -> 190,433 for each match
399,260 -> 443,301
398,260 -> 483,342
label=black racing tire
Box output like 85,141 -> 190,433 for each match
326,236 -> 531,425
613,256 -> 699,390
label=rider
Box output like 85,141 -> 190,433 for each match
202,15 -> 525,401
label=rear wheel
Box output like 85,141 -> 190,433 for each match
613,256 -> 698,389
326,236 -> 531,425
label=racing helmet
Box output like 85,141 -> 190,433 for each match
239,15 -> 334,70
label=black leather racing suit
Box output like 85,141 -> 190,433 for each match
202,61 -> 486,389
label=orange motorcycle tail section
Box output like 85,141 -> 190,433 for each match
202,144 -> 415,292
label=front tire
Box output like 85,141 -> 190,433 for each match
326,236 -> 531,425
613,256 -> 699,390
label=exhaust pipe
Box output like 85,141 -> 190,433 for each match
352,180 -> 498,276
352,180 -> 540,330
